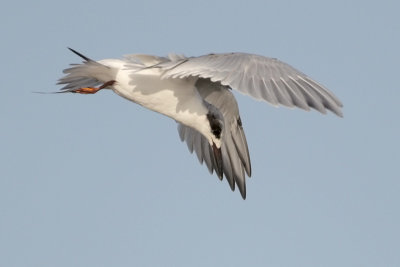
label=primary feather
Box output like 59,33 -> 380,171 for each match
158,53 -> 343,116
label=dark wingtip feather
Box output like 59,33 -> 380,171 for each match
212,143 -> 223,180
240,186 -> 246,200
67,47 -> 92,62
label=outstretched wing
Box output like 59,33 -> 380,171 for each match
178,79 -> 251,199
160,53 -> 343,116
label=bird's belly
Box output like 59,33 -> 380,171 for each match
112,69 -> 210,130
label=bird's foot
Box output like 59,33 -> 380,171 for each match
72,87 -> 100,94
71,80 -> 116,94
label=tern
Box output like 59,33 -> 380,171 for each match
58,48 -> 343,199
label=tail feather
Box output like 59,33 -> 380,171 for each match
57,48 -> 116,92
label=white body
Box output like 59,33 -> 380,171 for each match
58,50 -> 343,199
98,59 -> 220,147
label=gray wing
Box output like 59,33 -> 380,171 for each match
178,79 -> 251,199
160,53 -> 343,116
123,54 -> 169,66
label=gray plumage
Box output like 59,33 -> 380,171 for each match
178,78 -> 251,198
158,53 -> 343,117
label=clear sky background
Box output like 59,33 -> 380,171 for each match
1,0 -> 399,266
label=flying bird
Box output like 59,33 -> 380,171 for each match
58,48 -> 343,199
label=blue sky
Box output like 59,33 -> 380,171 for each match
1,0 -> 399,266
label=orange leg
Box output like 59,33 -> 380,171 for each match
73,87 -> 101,94
72,80 -> 116,94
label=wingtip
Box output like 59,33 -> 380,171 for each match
212,143 -> 224,179
240,190 -> 246,200
329,107 -> 343,118
67,47 -> 91,62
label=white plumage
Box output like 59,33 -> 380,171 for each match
58,48 -> 343,199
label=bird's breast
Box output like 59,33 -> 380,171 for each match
111,68 -> 212,138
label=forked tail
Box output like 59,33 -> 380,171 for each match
57,48 -> 115,92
